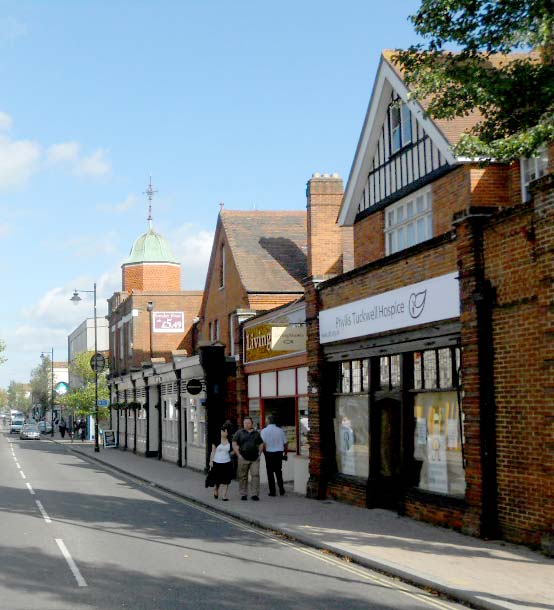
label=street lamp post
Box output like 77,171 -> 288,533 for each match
71,283 -> 100,453
40,348 -> 54,437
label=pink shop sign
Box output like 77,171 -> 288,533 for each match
153,312 -> 185,333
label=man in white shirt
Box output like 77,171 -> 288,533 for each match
261,415 -> 288,496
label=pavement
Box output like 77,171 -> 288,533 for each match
48,433 -> 554,610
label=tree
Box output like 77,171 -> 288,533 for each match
57,351 -> 110,417
0,388 -> 8,409
7,381 -> 31,412
0,339 -> 6,366
394,0 -> 554,161
29,356 -> 52,410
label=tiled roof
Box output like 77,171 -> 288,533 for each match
382,49 -> 539,146
220,210 -> 307,293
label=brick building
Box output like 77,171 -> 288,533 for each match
305,51 -> 553,550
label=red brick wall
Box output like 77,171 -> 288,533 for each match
123,263 -> 181,292
200,228 -> 250,352
108,291 -> 202,376
307,174 -> 344,278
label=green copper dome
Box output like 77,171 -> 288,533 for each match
125,228 -> 179,265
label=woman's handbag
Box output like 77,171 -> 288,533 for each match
205,468 -> 215,488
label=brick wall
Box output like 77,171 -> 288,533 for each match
307,174 -> 344,278
123,263 -> 181,292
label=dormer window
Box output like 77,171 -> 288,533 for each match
521,147 -> 549,202
389,99 -> 412,154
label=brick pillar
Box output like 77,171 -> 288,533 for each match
530,174 -> 554,554
306,173 -> 344,279
454,206 -> 498,538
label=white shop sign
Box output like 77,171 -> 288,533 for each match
319,273 -> 459,344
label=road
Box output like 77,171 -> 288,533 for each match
0,430 -> 466,610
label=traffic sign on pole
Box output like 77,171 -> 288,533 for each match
90,353 -> 106,373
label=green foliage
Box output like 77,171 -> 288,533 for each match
29,356 -> 52,408
7,381 -> 31,412
394,0 -> 554,161
57,351 -> 110,417
0,339 -> 6,366
0,388 -> 8,409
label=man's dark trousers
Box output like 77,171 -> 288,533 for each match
265,451 -> 285,495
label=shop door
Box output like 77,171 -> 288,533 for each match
370,395 -> 402,509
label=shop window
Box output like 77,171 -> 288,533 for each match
334,395 -> 369,478
264,397 -> 296,449
261,372 -> 277,397
247,374 -> 260,398
413,391 -> 465,496
188,397 -> 206,447
379,355 -> 401,390
414,347 -> 459,391
338,359 -> 369,394
248,398 -> 261,429
297,367 -> 308,394
278,369 -> 296,396
298,396 -> 309,456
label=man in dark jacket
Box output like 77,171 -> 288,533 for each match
232,416 -> 263,501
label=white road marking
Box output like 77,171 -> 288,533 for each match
147,488 -> 459,610
16,462 -> 21,469
26,482 -> 35,495
55,539 -> 87,587
19,470 -> 26,479
35,500 -> 51,524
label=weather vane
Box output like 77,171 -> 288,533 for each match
144,177 -> 158,230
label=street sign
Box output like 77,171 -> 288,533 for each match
90,353 -> 106,373
97,399 -> 110,407
186,378 -> 203,395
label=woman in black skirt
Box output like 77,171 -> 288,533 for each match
209,424 -> 234,500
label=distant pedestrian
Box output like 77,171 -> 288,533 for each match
78,418 -> 86,441
261,415 -> 288,496
209,423 -> 234,501
232,416 -> 263,501
58,418 -> 67,439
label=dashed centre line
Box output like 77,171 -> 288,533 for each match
26,482 -> 35,495
19,470 -> 26,480
55,539 -> 87,587
35,500 -> 51,523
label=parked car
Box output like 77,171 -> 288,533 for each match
10,418 -> 25,434
37,420 -> 52,434
20,424 -> 40,440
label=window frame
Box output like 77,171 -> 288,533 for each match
520,147 -> 549,202
388,99 -> 412,155
384,187 -> 433,255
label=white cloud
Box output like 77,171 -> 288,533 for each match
47,142 -> 111,178
169,223 -> 214,290
0,135 -> 41,190
76,148 -> 111,177
0,111 -> 13,131
47,141 -> 80,163
96,194 -> 139,213
62,230 -> 121,259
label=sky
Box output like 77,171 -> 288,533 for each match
0,0 -> 423,387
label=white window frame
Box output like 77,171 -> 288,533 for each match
521,147 -> 549,202
389,100 -> 412,155
385,188 -> 433,255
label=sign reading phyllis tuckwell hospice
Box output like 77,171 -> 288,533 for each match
319,273 -> 460,344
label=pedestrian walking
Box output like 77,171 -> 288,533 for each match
209,423 -> 234,501
232,416 -> 263,501
261,415 -> 289,497
58,418 -> 67,439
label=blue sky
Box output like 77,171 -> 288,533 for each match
0,0 -> 423,387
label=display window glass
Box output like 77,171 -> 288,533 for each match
248,398 -> 261,429
263,397 -> 296,448
187,397 -> 206,447
334,395 -> 369,478
298,396 -> 309,456
413,391 -> 465,496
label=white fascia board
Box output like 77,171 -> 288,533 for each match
339,57 -> 458,227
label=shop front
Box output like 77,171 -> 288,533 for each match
317,273 -> 466,514
242,301 -> 310,493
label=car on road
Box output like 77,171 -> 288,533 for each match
20,424 -> 40,440
10,417 -> 25,434
37,420 -> 53,434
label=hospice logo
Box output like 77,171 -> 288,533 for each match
408,289 -> 427,319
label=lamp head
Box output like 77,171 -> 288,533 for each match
70,290 -> 82,305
